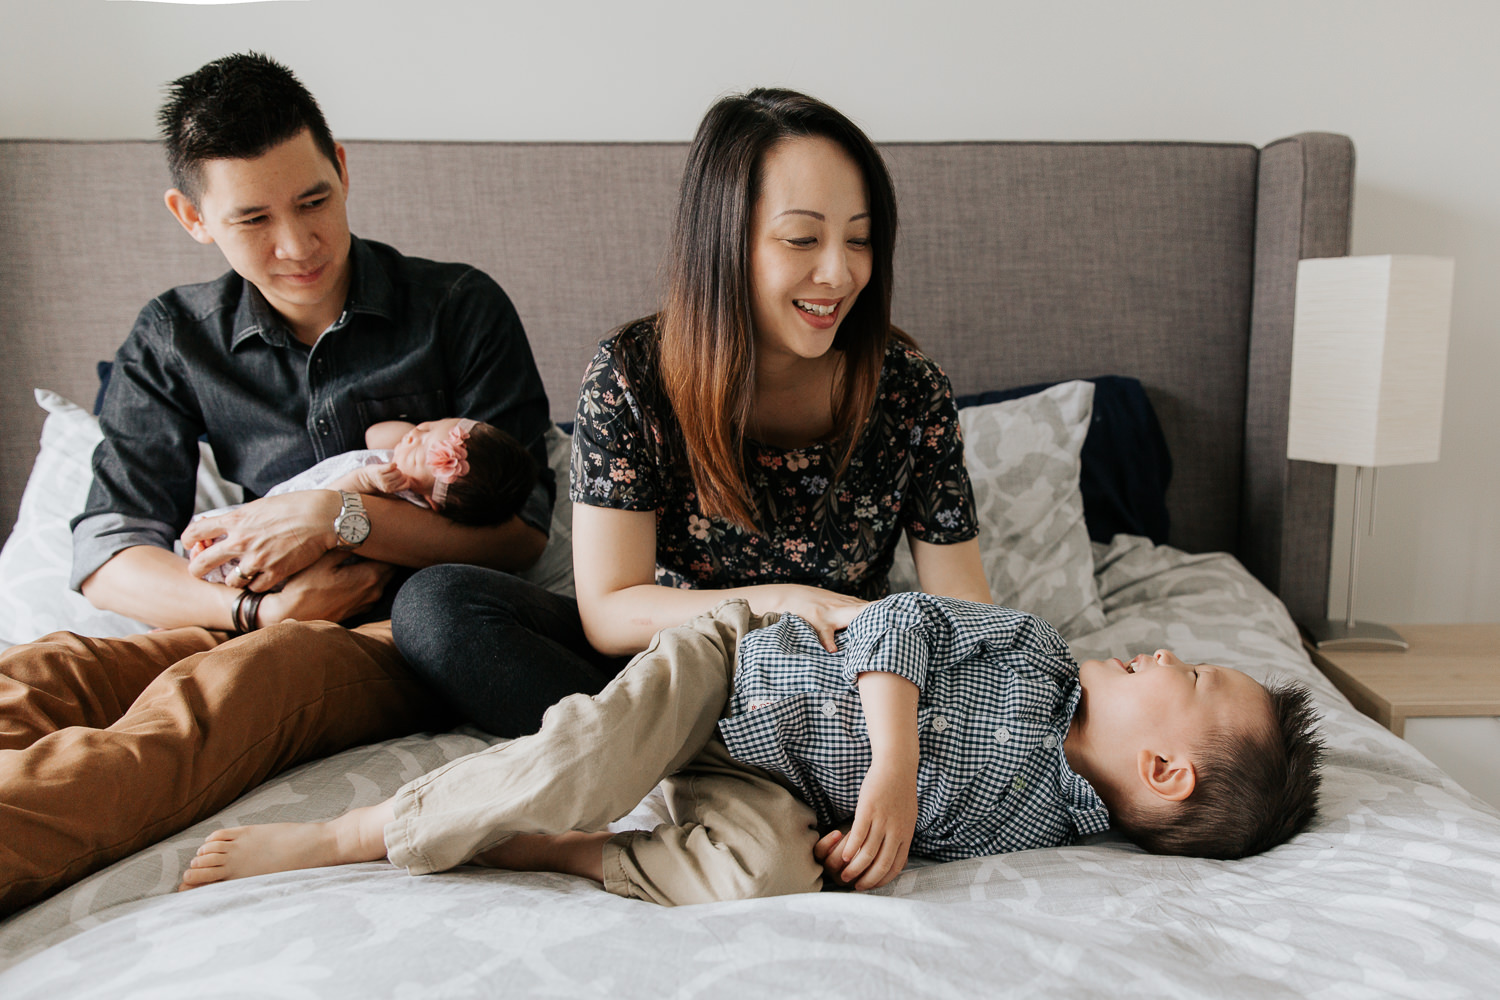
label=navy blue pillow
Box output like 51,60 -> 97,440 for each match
93,360 -> 113,416
956,376 -> 1171,545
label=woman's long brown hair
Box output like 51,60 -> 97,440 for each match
659,88 -> 900,531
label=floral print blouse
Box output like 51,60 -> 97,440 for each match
570,319 -> 977,600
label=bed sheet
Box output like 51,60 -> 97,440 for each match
3,536 -> 1499,998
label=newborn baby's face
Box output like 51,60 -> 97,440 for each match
392,418 -> 466,494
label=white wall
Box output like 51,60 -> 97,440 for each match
3,0 -> 1497,623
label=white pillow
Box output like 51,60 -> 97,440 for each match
887,380 -> 1107,638
516,423 -> 576,599
0,390 -> 241,647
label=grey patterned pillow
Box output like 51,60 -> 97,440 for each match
887,380 -> 1106,638
0,391 -> 241,646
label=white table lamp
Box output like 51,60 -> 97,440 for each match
1287,254 -> 1455,649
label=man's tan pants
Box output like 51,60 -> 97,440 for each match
0,620 -> 445,915
384,600 -> 823,905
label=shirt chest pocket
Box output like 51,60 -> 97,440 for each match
779,692 -> 869,746
355,390 -> 451,429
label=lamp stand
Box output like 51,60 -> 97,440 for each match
1306,465 -> 1409,651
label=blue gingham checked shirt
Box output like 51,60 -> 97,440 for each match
717,593 -> 1110,862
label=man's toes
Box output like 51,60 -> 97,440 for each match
195,840 -> 232,858
188,852 -> 226,870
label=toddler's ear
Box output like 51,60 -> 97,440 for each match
1137,749 -> 1195,802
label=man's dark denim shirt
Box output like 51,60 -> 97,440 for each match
70,236 -> 553,591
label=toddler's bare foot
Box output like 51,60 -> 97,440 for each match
178,800 -> 394,891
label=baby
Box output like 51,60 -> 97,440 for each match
190,418 -> 538,583
179,594 -> 1325,904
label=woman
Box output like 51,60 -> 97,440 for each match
393,88 -> 990,734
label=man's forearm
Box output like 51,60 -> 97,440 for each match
81,545 -> 237,630
354,494 -> 547,572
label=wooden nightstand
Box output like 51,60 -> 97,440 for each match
1304,624 -> 1500,738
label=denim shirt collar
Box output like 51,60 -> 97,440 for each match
230,235 -> 394,350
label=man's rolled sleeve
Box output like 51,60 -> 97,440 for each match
69,513 -> 178,591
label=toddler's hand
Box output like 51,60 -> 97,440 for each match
836,758 -> 918,891
813,826 -> 854,884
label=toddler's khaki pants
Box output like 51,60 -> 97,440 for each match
384,600 -> 823,905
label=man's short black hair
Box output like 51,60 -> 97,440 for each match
1114,678 -> 1326,859
158,52 -> 339,203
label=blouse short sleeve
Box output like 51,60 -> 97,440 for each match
569,325 -> 665,512
890,348 -> 978,545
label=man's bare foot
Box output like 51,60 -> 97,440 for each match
473,831 -> 611,883
178,800 -> 395,891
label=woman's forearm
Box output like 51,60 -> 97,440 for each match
577,582 -> 809,657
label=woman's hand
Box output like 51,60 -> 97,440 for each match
254,550 -> 395,625
829,758 -> 918,890
182,490 -> 342,591
768,584 -> 869,651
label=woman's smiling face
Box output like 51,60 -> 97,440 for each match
747,135 -> 873,367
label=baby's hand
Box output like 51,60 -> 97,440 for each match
358,462 -> 412,496
835,758 -> 918,891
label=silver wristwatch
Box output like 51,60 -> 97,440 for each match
333,490 -> 371,550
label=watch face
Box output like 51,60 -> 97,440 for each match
338,514 -> 370,545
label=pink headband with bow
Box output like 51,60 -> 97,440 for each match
428,419 -> 478,510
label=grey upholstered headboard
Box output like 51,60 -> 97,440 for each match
0,135 -> 1353,624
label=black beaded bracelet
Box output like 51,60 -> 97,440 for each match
230,588 -> 253,636
243,590 -> 267,632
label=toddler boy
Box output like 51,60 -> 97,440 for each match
180,594 -> 1324,903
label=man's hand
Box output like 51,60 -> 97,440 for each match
256,550 -> 395,625
828,758 -> 918,890
181,490 -> 341,591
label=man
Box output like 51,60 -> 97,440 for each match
0,52 -> 551,915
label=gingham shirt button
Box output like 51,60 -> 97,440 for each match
1043,733 -> 1058,750
820,700 -> 838,718
994,727 -> 1011,744
931,715 -> 950,733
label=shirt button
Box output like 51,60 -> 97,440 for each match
1043,733 -> 1058,750
931,716 -> 949,733
1012,776 -> 1026,792
820,701 -> 838,718
317,419 -> 330,436
314,358 -> 327,377
994,727 -> 1011,744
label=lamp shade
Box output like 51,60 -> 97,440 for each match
1286,255 -> 1454,467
